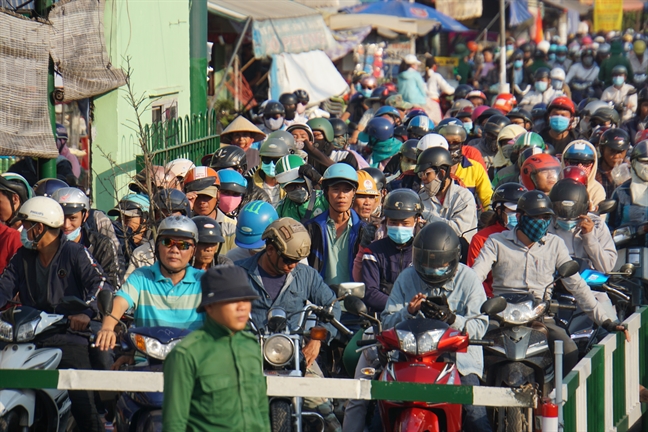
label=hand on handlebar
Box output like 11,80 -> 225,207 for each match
68,314 -> 90,331
407,293 -> 427,315
95,328 -> 118,351
302,339 -> 321,368
602,319 -> 631,342
420,300 -> 456,325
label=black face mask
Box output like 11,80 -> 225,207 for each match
485,134 -> 499,153
284,107 -> 296,120
314,139 -> 332,154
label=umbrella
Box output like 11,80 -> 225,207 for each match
341,0 -> 469,33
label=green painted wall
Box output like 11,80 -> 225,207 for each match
92,0 -> 191,212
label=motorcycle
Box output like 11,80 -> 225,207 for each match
0,297 -> 94,432
343,295 -> 501,432
482,260 -> 579,432
612,222 -> 648,302
570,80 -> 595,104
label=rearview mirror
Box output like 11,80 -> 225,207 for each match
334,282 -> 366,299
344,296 -> 368,316
596,199 -> 617,215
619,263 -> 636,277
59,296 -> 89,314
97,290 -> 113,316
558,260 -> 580,278
480,297 -> 507,316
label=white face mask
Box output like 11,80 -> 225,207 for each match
632,160 -> 648,182
424,177 -> 443,196
264,117 -> 284,131
296,103 -> 307,114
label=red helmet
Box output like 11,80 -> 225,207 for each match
636,129 -> 648,144
520,154 -> 561,190
493,93 -> 517,114
466,90 -> 487,103
383,82 -> 398,93
184,166 -> 220,192
548,96 -> 576,116
561,166 -> 588,185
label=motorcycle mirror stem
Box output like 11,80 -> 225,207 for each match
542,260 -> 580,300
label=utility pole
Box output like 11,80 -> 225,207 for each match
499,0 -> 508,93
36,0 -> 57,179
189,0 -> 208,115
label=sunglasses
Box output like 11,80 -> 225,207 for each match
565,159 -> 594,167
417,167 -> 440,179
261,157 -> 279,164
280,254 -> 300,265
160,238 -> 194,250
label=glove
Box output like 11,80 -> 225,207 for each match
298,164 -> 322,184
601,319 -> 624,333
420,300 -> 456,325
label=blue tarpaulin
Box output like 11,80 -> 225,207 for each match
509,0 -> 533,27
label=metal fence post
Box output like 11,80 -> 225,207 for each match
555,340 -> 563,431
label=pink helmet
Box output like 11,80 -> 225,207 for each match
472,105 -> 491,123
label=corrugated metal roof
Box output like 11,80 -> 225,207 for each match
207,0 -> 321,21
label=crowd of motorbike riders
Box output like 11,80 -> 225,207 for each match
4,28 -> 648,432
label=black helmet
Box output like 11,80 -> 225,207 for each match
534,67 -> 551,81
383,188 -> 423,220
263,100 -> 285,117
154,189 -> 192,217
483,115 -> 512,137
492,182 -> 527,207
209,146 -> 248,172
361,167 -> 387,191
437,123 -> 467,143
517,190 -> 554,217
294,89 -> 309,105
639,88 -> 648,104
192,216 -> 225,243
521,42 -> 532,53
612,65 -> 628,76
401,139 -> 419,160
591,107 -> 620,127
34,178 -> 68,197
412,222 -> 461,286
511,49 -> 524,61
599,128 -> 631,152
369,86 -> 395,102
454,84 -> 473,100
329,118 -> 348,138
631,140 -> 648,161
507,108 -> 533,128
549,179 -> 589,220
407,115 -> 434,139
279,93 -> 298,107
476,108 -> 502,125
415,147 -> 453,173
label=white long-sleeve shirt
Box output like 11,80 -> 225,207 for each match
426,71 -> 455,101
565,63 -> 600,84
601,83 -> 637,122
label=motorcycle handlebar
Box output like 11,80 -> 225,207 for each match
356,338 -> 378,347
557,304 -> 577,311
470,339 -> 494,346
329,319 -> 354,338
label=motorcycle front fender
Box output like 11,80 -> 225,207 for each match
0,389 -> 35,426
394,407 -> 440,432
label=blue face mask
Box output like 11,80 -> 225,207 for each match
65,226 -> 82,242
463,121 -> 473,134
387,225 -> 415,244
613,76 -> 625,86
549,115 -> 570,132
423,264 -> 451,276
505,212 -> 518,229
549,53 -> 556,61
535,81 -> 548,92
556,219 -> 578,231
261,161 -> 276,177
514,59 -> 523,69
507,44 -> 514,51
518,215 -> 552,243
557,55 -> 566,62
20,228 -> 36,250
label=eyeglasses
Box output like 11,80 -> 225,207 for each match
280,254 -> 300,265
160,238 -> 194,250
417,167 -> 440,179
565,159 -> 594,167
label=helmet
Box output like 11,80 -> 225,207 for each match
547,96 -> 576,116
259,138 -> 290,158
550,68 -> 566,81
267,130 -> 296,151
437,123 -> 467,143
192,216 -> 224,244
518,146 -> 545,168
154,189 -> 192,216
497,125 -> 526,146
412,222 -> 461,286
367,117 -> 394,142
520,154 -> 561,190
294,89 -> 309,105
107,193 -> 151,218
436,117 -> 464,129
630,140 -> 648,161
361,167 -> 387,191
417,134 -> 448,152
483,115 -> 512,138
329,118 -> 348,138
156,215 -> 199,243
184,166 -> 220,192
263,100 -> 285,117
561,166 -> 588,185
286,123 -> 315,143
404,109 -> 428,126
513,132 -> 546,152
1,173 -> 32,203
466,90 -> 487,103
322,163 -> 359,189
531,104 -> 547,121
209,146 -> 248,172
34,178 -> 68,197
52,187 -> 90,215
600,128 -> 631,152
401,139 -> 419,160
165,158 -> 195,179
454,84 -> 473,100
415,147 -> 453,174
375,106 -> 401,122
534,67 -> 551,81
638,87 -> 648,104
130,165 -> 178,193
235,201 -> 279,249
563,141 -> 595,163
448,99 -> 474,117
383,188 -> 423,219
475,107 -> 501,125
517,190 -> 554,216
407,115 -> 434,139
582,100 -> 611,117
262,218 -> 311,261
275,154 -> 306,185
520,42 -> 532,53
217,170 -> 247,195
368,86 -> 395,102
549,179 -> 589,219
16,196 -> 64,228
612,65 -> 628,76
279,93 -> 298,107
591,107 -> 620,127
493,93 -> 517,114
507,108 -> 534,127
511,49 -> 524,61
307,118 -> 334,142
356,170 -> 379,196
492,182 -> 527,208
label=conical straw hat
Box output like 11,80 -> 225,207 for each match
221,116 -> 266,144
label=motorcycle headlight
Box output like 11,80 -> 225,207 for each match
263,334 -> 294,366
497,301 -> 547,325
16,318 -> 40,342
416,329 -> 446,355
396,329 -> 417,355
0,320 -> 12,342
131,333 -> 180,360
613,226 -> 633,244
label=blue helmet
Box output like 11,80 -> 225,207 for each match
374,105 -> 401,121
217,169 -> 248,195
322,163 -> 359,189
108,193 -> 151,218
436,117 -> 464,129
407,115 -> 435,139
563,141 -> 595,163
366,117 -> 394,142
235,201 -> 279,249
34,178 -> 68,198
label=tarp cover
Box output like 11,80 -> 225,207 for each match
49,0 -> 126,101
0,12 -> 57,158
252,14 -> 334,58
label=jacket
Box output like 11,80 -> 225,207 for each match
275,189 -> 329,223
87,209 -> 121,253
519,87 -> 562,111
608,178 -> 648,235
454,156 -> 493,210
599,53 -> 634,87
559,140 -> 606,209
419,180 -> 478,243
162,317 -> 270,432
81,226 -> 124,289
236,253 -> 341,338
540,127 -> 579,155
386,172 -> 422,192
466,222 -> 507,297
304,210 -> 366,280
491,163 -> 520,189
467,137 -> 497,171
398,68 -> 428,106
381,265 -> 488,377
621,115 -> 646,146
252,169 -> 285,204
0,223 -> 21,275
241,176 -> 270,209
601,83 -> 638,122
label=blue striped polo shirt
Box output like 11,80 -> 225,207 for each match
117,262 -> 205,330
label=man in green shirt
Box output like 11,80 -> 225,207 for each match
162,265 -> 270,432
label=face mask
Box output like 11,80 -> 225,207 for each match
296,103 -> 307,114
557,55 -> 566,62
514,59 -> 523,69
505,212 -> 518,229
424,177 -> 443,196
549,115 -> 570,133
549,53 -> 556,61
463,121 -> 473,134
287,188 -> 309,204
387,225 -> 415,244
518,215 -> 551,243
551,79 -> 564,90
632,160 -> 648,181
423,264 -> 451,277
359,88 -> 372,98
400,160 -> 416,173
507,44 -> 514,51
218,195 -> 242,213
535,81 -> 548,92
582,57 -> 594,67
65,226 -> 82,242
556,219 -> 578,231
264,117 -> 284,131
20,228 -> 35,250
284,108 -> 296,121
485,135 -> 499,153
333,136 -> 347,149
261,161 -> 276,177
613,76 -> 625,86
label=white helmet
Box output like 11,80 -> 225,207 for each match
156,215 -> 199,243
16,196 -> 64,228
550,68 -> 566,81
537,40 -> 551,54
51,187 -> 90,215
166,158 -> 195,179
417,133 -> 448,151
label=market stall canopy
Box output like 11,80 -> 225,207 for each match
509,0 -> 533,27
328,13 -> 438,36
543,0 -> 591,15
338,0 -> 469,33
434,0 -> 482,20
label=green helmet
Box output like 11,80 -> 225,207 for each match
307,118 -> 334,142
513,132 -> 546,152
275,154 -> 306,185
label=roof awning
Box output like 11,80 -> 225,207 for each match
208,0 -> 321,21
328,13 -> 438,36
542,0 -> 591,15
